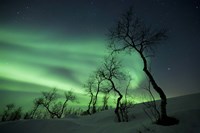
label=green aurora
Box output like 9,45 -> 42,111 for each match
0,25 -> 146,109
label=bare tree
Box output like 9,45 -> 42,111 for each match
84,71 -> 104,115
37,88 -> 76,118
108,8 -> 178,125
27,98 -> 49,119
84,76 -> 95,115
98,55 -> 125,122
92,72 -> 104,114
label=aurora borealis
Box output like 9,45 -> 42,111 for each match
0,0 -> 200,110
0,25 -> 144,108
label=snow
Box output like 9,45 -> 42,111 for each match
0,93 -> 200,133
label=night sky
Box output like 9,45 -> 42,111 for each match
0,0 -> 200,109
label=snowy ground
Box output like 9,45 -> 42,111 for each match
0,93 -> 199,133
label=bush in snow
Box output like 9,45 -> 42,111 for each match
1,104 -> 22,121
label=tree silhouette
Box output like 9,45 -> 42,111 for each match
98,55 -> 125,122
36,88 -> 76,118
84,75 -> 95,115
108,8 -> 178,125
85,71 -> 104,115
92,72 -> 104,114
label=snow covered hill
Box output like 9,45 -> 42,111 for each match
0,93 -> 199,133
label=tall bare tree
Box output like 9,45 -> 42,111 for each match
85,71 -> 105,114
108,8 -> 178,125
84,75 -> 95,115
92,72 -> 104,113
98,55 -> 125,122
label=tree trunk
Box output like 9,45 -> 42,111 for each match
92,82 -> 100,114
87,94 -> 93,115
110,79 -> 123,122
140,53 -> 167,120
115,93 -> 123,122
